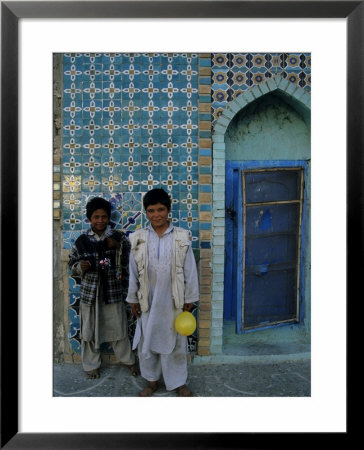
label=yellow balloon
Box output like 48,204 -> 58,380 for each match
175,311 -> 196,336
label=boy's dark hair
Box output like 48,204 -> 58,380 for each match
143,188 -> 171,210
86,196 -> 112,220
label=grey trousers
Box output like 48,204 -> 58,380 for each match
80,300 -> 135,372
82,338 -> 135,372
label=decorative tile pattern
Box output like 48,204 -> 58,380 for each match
62,53 -> 200,354
211,53 -> 311,123
62,53 -> 200,240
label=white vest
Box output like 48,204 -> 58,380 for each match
129,226 -> 191,312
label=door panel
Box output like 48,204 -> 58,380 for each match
244,169 -> 302,203
224,161 -> 305,333
245,234 -> 298,269
244,269 -> 298,327
242,167 -> 303,330
245,203 -> 300,236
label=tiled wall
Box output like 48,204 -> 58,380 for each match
60,53 -> 204,356
56,53 -> 311,359
61,53 -> 201,240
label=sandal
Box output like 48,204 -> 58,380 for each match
177,384 -> 193,397
86,368 -> 100,379
126,363 -> 139,377
138,381 -> 158,397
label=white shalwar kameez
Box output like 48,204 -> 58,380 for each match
126,224 -> 199,391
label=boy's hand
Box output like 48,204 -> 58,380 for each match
105,238 -> 121,249
131,303 -> 142,318
80,260 -> 92,272
183,303 -> 194,312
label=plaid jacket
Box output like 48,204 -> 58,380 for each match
68,226 -> 131,306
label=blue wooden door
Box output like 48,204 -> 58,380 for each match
225,161 -> 306,333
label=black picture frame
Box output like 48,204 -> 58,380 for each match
1,1 -> 356,448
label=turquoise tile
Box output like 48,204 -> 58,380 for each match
200,222 -> 211,230
63,64 -> 83,83
63,80 -> 82,101
103,99 -> 122,120
63,210 -> 83,231
122,53 -> 142,65
83,53 -> 103,64
199,166 -> 212,174
68,307 -> 80,337
63,117 -> 83,138
69,293 -> 79,307
102,62 -> 122,80
82,119 -> 102,138
199,95 -> 211,103
141,53 -> 161,66
82,81 -> 103,100
63,53 -> 83,64
200,185 -> 212,193
102,81 -> 122,99
83,63 -> 103,82
102,53 -> 123,64
199,58 -> 212,67
63,232 -> 81,250
200,204 -> 212,212
63,155 -> 82,175
82,99 -> 103,120
200,131 -> 211,139
200,149 -> 211,157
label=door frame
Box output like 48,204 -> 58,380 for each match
225,159 -> 309,334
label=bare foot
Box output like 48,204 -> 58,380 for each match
138,381 -> 158,397
86,368 -> 100,379
126,363 -> 139,377
177,384 -> 193,397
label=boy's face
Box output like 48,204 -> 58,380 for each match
89,208 -> 110,235
146,203 -> 170,230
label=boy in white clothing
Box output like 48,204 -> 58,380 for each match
126,188 -> 199,396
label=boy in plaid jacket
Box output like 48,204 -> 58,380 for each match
69,197 -> 138,379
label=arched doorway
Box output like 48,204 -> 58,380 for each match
211,75 -> 311,353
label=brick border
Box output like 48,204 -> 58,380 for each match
197,53 -> 213,356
